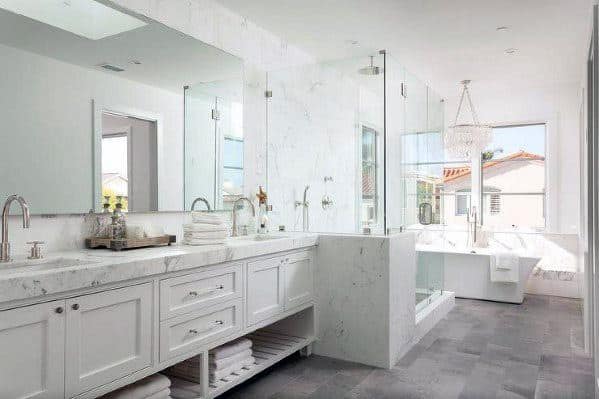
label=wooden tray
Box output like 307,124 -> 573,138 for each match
85,235 -> 176,251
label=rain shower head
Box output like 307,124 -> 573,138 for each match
358,56 -> 383,75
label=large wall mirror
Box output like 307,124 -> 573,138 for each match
0,1 -> 243,214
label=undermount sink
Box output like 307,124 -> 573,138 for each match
233,234 -> 289,242
1,257 -> 98,273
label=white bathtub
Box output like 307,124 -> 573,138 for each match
416,245 -> 540,304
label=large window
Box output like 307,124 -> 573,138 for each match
361,126 -> 378,226
481,124 -> 546,229
402,123 -> 546,230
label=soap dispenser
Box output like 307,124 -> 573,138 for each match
256,186 -> 269,234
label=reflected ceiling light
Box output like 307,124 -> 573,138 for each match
444,80 -> 492,159
0,0 -> 147,40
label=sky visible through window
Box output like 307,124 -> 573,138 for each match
486,124 -> 545,158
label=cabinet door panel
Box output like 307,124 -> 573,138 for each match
247,256 -> 284,326
0,300 -> 65,399
65,283 -> 153,397
284,251 -> 314,309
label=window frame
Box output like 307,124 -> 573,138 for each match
479,123 -> 547,229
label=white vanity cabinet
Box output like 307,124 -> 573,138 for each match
284,251 -> 314,310
65,283 -> 154,398
246,256 -> 285,326
246,250 -> 314,327
0,300 -> 65,399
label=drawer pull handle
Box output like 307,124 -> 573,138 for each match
187,320 -> 225,338
188,285 -> 226,298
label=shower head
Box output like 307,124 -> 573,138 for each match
358,56 -> 383,75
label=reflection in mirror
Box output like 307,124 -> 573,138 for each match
0,1 -> 243,214
184,80 -> 244,211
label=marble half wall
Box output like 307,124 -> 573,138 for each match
314,232 -> 416,368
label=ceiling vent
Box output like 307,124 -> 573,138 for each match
98,63 -> 125,72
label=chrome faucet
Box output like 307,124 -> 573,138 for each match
191,197 -> 211,211
231,197 -> 256,237
467,206 -> 478,247
1,195 -> 31,262
295,185 -> 310,232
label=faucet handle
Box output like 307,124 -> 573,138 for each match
27,241 -> 45,260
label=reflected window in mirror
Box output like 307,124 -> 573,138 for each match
361,126 -> 379,227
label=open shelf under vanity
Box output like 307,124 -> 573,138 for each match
169,306 -> 315,399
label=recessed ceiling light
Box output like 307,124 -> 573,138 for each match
496,26 -> 509,31
505,48 -> 518,54
0,0 -> 147,40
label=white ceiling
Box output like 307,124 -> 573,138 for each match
215,0 -> 591,100
0,7 -> 242,93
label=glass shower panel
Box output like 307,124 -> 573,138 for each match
266,54 -> 385,234
184,87 -> 217,210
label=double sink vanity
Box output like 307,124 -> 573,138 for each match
0,234 -> 318,399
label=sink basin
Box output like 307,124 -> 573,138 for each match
233,234 -> 289,242
2,257 -> 98,274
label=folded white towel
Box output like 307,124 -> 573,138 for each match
490,252 -> 519,283
209,356 -> 255,381
210,338 -> 253,360
102,374 -> 171,399
210,349 -> 253,371
183,230 -> 229,239
145,388 -> 171,399
191,211 -> 224,224
183,223 -> 228,232
169,377 -> 203,399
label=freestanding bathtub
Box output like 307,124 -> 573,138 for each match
416,245 -> 541,304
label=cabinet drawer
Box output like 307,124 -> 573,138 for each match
160,263 -> 242,319
160,300 -> 242,361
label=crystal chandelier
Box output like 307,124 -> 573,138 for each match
444,80 -> 492,159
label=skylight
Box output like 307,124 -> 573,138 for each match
0,0 -> 147,40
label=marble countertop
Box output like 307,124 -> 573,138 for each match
0,233 -> 318,304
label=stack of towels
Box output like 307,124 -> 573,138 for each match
165,355 -> 202,383
209,338 -> 255,383
183,212 -> 228,245
102,374 -> 171,399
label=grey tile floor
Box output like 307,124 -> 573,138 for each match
218,295 -> 593,399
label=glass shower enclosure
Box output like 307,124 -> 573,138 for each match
265,51 -> 445,314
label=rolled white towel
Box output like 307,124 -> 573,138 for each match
102,374 -> 170,399
209,338 -> 252,360
209,356 -> 255,382
209,349 -> 253,371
